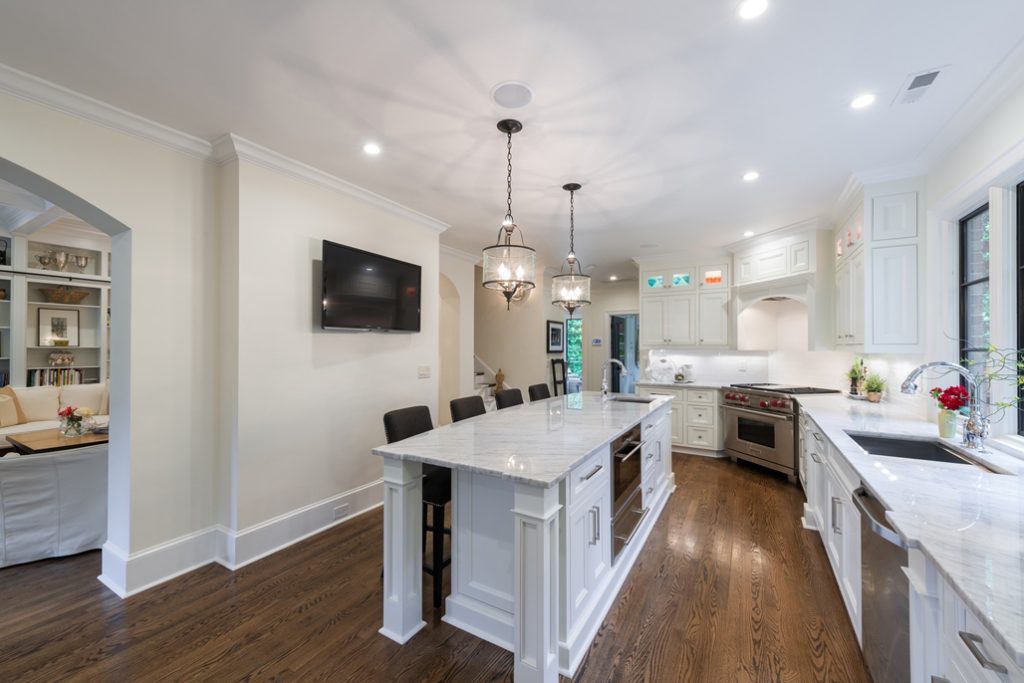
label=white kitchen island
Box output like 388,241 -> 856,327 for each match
372,391 -> 675,682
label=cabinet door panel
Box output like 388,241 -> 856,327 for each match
737,255 -> 755,284
789,240 -> 810,273
585,486 -> 611,593
870,244 -> 918,346
665,294 -> 696,345
699,264 -> 729,289
755,247 -> 787,280
850,249 -> 865,345
872,192 -> 918,241
640,297 -> 666,346
697,292 -> 729,346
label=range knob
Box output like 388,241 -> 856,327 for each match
724,393 -> 733,400
759,400 -> 769,409
771,399 -> 782,408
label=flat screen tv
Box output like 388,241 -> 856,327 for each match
321,240 -> 421,332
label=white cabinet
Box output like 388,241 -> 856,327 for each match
835,249 -> 865,347
698,264 -> 729,290
870,244 -> 918,347
789,240 -> 810,273
640,268 -> 695,293
565,457 -> 611,631
635,386 -> 722,452
802,421 -> 828,532
872,192 -> 918,241
733,231 -> 822,286
640,294 -> 696,346
697,292 -> 729,346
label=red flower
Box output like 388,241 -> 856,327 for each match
58,405 -> 75,418
931,386 -> 970,411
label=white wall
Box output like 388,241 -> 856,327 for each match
227,155 -> 441,532
439,246 -> 477,413
0,89 -> 220,592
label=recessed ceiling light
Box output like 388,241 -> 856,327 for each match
743,231 -> 755,237
491,81 -> 534,109
363,142 -> 382,155
609,275 -> 618,281
737,0 -> 768,20
850,93 -> 876,110
742,170 -> 760,182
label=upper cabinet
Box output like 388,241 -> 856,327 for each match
833,179 -> 924,354
733,232 -> 821,287
636,257 -> 732,349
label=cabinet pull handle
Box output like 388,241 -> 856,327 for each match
810,450 -> 823,464
958,631 -> 1008,674
582,464 -> 603,481
930,677 -> 951,683
811,432 -> 823,442
831,497 -> 842,534
656,441 -> 662,462
589,506 -> 600,545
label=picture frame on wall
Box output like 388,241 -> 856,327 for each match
38,308 -> 80,347
546,320 -> 565,353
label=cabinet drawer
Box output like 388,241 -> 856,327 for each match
944,588 -> 1024,682
686,426 -> 715,450
686,389 -> 716,405
685,404 -> 715,426
568,449 -> 610,506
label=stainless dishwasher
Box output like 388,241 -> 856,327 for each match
852,486 -> 910,683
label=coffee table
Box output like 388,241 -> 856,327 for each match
6,428 -> 109,455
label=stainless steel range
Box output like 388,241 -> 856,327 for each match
722,383 -> 839,481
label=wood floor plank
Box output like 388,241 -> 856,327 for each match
0,454 -> 871,682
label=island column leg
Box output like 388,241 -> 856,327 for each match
512,482 -> 562,683
379,456 -> 426,644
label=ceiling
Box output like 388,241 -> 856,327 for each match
0,1 -> 1023,280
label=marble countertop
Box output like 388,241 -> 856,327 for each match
797,394 -> 1024,666
373,391 -> 673,488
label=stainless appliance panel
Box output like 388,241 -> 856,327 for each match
612,487 -> 648,560
723,405 -> 795,472
853,486 -> 910,683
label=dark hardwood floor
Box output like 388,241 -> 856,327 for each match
0,454 -> 870,682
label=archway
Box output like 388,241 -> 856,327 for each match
438,274 -> 461,424
0,157 -> 131,581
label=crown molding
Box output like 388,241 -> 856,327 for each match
725,215 -> 826,252
0,62 -> 213,159
211,134 -> 450,234
853,161 -> 925,186
439,244 -> 480,264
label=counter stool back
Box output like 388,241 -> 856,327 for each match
495,388 -> 524,410
450,395 -> 486,422
528,383 -> 551,401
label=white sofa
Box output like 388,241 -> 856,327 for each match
0,383 -> 109,449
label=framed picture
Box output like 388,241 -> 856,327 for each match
38,308 -> 80,347
546,320 -> 565,353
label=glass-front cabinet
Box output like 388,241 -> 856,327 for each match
641,268 -> 695,293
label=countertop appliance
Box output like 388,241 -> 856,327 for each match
610,425 -> 646,562
722,384 -> 839,481
852,486 -> 910,683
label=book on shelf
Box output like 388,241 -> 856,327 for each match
27,368 -> 84,387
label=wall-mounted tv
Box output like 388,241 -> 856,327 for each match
321,240 -> 421,332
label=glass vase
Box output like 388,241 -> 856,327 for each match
937,409 -> 957,439
60,418 -> 85,437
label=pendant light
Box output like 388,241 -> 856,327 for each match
481,119 -> 536,309
551,182 -> 591,317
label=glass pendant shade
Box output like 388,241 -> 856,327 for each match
482,241 -> 536,307
551,270 -> 591,317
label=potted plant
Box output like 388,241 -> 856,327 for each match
929,385 -> 969,439
846,358 -> 864,395
863,373 -> 885,403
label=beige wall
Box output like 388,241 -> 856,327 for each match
439,247 -> 477,419
0,91 -> 220,576
474,264 -> 556,392
438,274 -> 460,424
580,281 -> 640,391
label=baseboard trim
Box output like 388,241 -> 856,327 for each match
97,479 -> 385,598
220,479 -> 384,570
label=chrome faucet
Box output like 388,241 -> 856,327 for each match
601,358 -> 627,397
901,361 -> 989,450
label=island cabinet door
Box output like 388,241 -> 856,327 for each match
584,485 -> 611,597
565,484 -> 611,630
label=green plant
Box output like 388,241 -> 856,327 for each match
863,373 -> 886,393
847,357 -> 864,380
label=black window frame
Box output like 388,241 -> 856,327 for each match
959,203 -> 990,387
1017,182 -> 1024,435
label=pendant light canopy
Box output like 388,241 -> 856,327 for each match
551,182 -> 591,317
482,119 -> 536,309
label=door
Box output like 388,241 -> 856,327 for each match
610,313 -> 640,393
640,297 -> 666,346
698,292 -> 729,346
664,294 -> 696,345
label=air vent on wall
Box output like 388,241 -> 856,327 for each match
893,68 -> 943,105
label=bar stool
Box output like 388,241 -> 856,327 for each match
528,384 -> 551,401
450,395 -> 486,422
495,388 -> 524,410
382,405 -> 450,608
551,359 -> 568,396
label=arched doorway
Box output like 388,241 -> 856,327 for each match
438,274 -> 461,424
0,157 -> 130,579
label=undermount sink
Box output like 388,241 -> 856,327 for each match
608,395 -> 657,403
845,433 -> 996,472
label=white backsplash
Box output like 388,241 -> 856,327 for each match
644,348 -> 929,418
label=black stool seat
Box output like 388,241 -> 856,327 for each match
450,395 -> 486,422
528,383 -> 551,401
495,388 -> 524,410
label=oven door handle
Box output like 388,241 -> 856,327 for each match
614,441 -> 644,462
724,406 -> 793,422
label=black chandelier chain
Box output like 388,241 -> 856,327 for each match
568,188 -> 575,256
505,130 -> 514,225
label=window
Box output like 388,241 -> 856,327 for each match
1018,183 -> 1024,434
959,204 -> 990,380
565,318 -> 583,377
